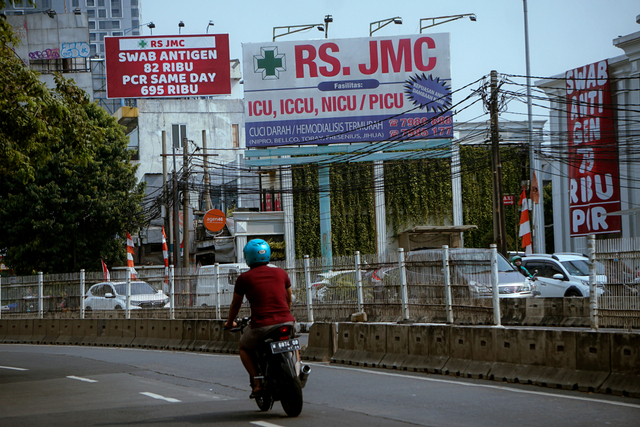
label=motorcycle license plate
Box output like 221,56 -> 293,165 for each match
270,339 -> 300,354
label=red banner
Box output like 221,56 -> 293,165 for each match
105,34 -> 231,98
566,60 -> 620,236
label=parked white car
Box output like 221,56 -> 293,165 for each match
195,263 -> 250,307
85,281 -> 169,310
520,253 -> 606,297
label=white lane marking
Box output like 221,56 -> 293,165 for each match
140,392 -> 181,403
66,375 -> 98,383
251,422 -> 285,427
317,364 -> 640,410
0,365 -> 28,371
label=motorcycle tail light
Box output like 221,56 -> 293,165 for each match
279,325 -> 291,340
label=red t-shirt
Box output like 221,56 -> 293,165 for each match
234,264 -> 295,328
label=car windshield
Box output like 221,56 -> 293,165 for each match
498,255 -> 516,272
113,282 -> 157,295
561,260 -> 606,276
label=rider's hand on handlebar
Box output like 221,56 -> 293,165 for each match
223,320 -> 238,330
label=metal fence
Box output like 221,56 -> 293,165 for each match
1,237 -> 638,329
0,247 -> 503,325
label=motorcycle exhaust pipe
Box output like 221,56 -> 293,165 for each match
299,365 -> 311,389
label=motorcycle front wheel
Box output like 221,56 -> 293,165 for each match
280,376 -> 303,417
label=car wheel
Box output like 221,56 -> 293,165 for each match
114,305 -> 123,310
565,289 -> 582,297
85,306 -> 92,311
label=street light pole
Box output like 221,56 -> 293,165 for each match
420,14 -> 476,32
369,16 -> 402,37
273,17 -> 330,41
523,0 -> 542,253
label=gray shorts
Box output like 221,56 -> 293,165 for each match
240,322 -> 295,351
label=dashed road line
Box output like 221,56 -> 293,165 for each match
66,375 -> 98,383
140,392 -> 181,403
251,422 -> 285,427
0,365 -> 28,371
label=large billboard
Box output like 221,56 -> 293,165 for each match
105,34 -> 231,98
566,60 -> 621,236
242,34 -> 452,147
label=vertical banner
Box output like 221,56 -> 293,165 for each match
566,60 -> 620,236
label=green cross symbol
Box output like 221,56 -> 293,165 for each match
138,40 -> 148,48
254,47 -> 285,79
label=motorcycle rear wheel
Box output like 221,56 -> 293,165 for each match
280,377 -> 303,417
255,393 -> 273,412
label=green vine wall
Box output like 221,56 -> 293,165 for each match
292,145 -> 529,258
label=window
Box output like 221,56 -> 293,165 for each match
89,20 -> 96,29
112,31 -> 122,36
98,0 -> 105,6
98,20 -> 120,30
131,0 -> 138,5
72,0 -> 80,7
98,32 -> 107,41
86,0 -> 95,6
87,9 -> 95,18
12,0 -> 34,8
89,32 -> 97,41
111,20 -> 120,29
172,125 -> 187,149
99,43 -> 105,53
131,8 -> 138,18
41,0 -> 51,8
98,8 -> 107,18
111,0 -> 122,18
232,124 -> 239,148
90,44 -> 97,57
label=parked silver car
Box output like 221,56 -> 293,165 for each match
85,281 -> 169,310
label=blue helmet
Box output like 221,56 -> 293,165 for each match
244,239 -> 271,267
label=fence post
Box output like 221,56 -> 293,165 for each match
588,234 -> 598,330
490,244 -> 501,326
80,269 -> 85,319
214,263 -> 220,320
38,272 -> 43,319
355,251 -> 363,312
169,265 -> 175,320
442,245 -> 453,324
399,248 -> 409,320
125,267 -> 131,319
304,255 -> 314,323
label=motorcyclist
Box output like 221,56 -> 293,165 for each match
511,255 -> 534,278
224,239 -> 296,398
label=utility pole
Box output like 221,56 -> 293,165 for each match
162,131 -> 173,264
490,70 -> 508,256
183,138 -> 190,268
172,145 -> 180,269
202,130 -> 213,211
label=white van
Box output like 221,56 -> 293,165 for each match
195,263 -> 249,307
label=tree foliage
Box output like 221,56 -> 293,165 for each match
0,43 -> 145,274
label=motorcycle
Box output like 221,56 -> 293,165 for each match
229,317 -> 311,417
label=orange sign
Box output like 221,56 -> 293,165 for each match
203,209 -> 226,232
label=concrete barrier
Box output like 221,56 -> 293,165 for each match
206,320 -> 228,353
601,332 -> 640,398
31,319 -> 48,344
56,319 -> 77,345
301,322 -> 337,362
191,320 -> 212,352
444,326 -> 473,377
166,320 -> 184,350
42,319 -> 61,344
380,324 -> 408,369
180,320 -> 196,351
331,323 -> 368,365
575,330 -> 611,393
464,327 -> 496,379
0,319 -> 7,342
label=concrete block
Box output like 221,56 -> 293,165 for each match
301,322 -> 337,362
192,320 -> 212,352
380,324 -> 409,370
79,319 -> 98,345
30,319 -> 48,344
331,323 -> 368,365
42,319 -> 60,344
0,319 -> 7,342
166,319 -> 184,350
361,323 -> 387,368
205,320 -> 227,353
463,327 -> 497,379
444,326 -> 473,377
573,330 -> 611,393
179,319 -> 196,351
55,319 -> 77,345
400,324 -> 434,372
599,332 -> 640,397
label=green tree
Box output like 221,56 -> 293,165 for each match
0,40 -> 145,274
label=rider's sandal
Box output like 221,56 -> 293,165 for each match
249,387 -> 263,399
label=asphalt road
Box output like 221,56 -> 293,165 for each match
1,343 -> 639,426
